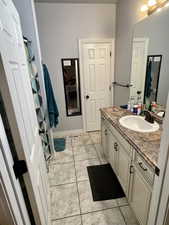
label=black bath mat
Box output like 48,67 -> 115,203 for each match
87,164 -> 125,201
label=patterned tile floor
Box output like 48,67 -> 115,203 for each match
48,132 -> 139,225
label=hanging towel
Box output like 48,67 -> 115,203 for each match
43,64 -> 59,127
144,60 -> 152,98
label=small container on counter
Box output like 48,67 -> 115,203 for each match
133,105 -> 138,115
151,102 -> 157,113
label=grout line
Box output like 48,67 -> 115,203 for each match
51,205 -> 128,223
49,160 -> 74,166
80,205 -> 124,216
93,143 -> 102,164
119,206 -> 128,225
72,140 -> 84,225
51,213 -> 81,222
49,181 -> 77,188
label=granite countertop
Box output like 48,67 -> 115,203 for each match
100,106 -> 162,169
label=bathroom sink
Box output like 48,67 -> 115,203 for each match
119,115 -> 159,133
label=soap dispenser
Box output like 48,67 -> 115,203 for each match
137,91 -> 142,115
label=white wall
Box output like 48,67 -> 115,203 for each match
36,3 -> 116,131
115,0 -> 146,106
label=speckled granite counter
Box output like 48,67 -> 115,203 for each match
100,106 -> 163,169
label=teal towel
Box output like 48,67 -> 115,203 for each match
54,138 -> 66,152
43,64 -> 59,127
145,60 -> 152,98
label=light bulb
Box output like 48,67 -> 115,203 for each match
141,4 -> 148,12
165,2 -> 169,7
156,7 -> 162,12
148,0 -> 157,6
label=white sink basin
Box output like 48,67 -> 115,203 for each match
119,115 -> 159,133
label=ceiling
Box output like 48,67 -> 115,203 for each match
35,0 -> 118,3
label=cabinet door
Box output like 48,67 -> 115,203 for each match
107,130 -> 116,172
130,167 -> 151,225
116,143 -> 131,196
101,118 -> 108,158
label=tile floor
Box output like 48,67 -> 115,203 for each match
49,132 -> 139,225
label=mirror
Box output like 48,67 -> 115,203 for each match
61,58 -> 81,116
144,55 -> 162,106
130,7 -> 169,109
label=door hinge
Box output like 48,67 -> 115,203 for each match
110,51 -> 112,57
130,165 -> 134,174
155,166 -> 160,176
13,160 -> 28,179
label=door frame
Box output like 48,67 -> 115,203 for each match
79,38 -> 115,132
147,92 -> 169,225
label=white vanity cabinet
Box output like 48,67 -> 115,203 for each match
101,115 -> 154,225
116,142 -> 131,196
107,129 -> 117,172
129,152 -> 153,225
101,116 -> 132,196
129,165 -> 152,225
101,117 -> 108,158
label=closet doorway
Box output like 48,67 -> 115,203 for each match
79,39 -> 114,132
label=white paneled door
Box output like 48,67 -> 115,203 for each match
0,1 -> 49,225
82,42 -> 113,131
0,115 -> 31,225
130,38 -> 149,101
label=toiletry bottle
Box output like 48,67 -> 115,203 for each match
151,101 -> 157,113
127,100 -> 131,111
133,104 -> 138,115
137,103 -> 142,115
130,96 -> 135,113
137,95 -> 142,115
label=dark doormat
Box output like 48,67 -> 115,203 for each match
87,163 -> 125,201
54,138 -> 66,152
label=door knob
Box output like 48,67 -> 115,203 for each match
86,95 -> 90,99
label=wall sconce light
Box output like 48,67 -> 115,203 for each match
141,4 -> 149,12
141,0 -> 169,15
148,0 -> 157,6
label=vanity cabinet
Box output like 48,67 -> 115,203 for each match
107,129 -> 117,172
101,117 -> 108,158
101,115 -> 154,225
130,165 -> 152,225
129,152 -> 153,225
101,116 -> 132,196
116,142 -> 131,196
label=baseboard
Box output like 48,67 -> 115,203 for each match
53,129 -> 84,137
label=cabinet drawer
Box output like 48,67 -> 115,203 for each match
134,152 -> 155,186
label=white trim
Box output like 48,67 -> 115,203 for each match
78,38 -> 115,132
53,129 -> 84,137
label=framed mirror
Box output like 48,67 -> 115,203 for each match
61,58 -> 81,116
130,7 -> 169,111
144,55 -> 162,105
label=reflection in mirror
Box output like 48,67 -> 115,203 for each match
61,58 -> 81,116
144,55 -> 162,107
130,7 -> 169,110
